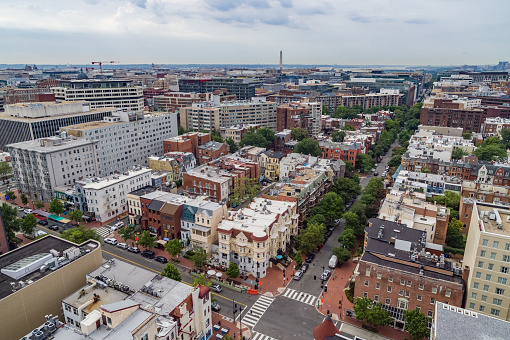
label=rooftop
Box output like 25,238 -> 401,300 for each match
77,168 -> 152,190
0,236 -> 100,300
6,135 -> 94,152
127,185 -> 159,197
0,106 -> 117,123
475,201 -> 510,237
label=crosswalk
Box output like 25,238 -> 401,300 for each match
96,226 -> 112,238
252,331 -> 277,340
282,288 -> 317,305
241,295 -> 274,328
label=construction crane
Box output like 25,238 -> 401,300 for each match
91,61 -> 119,74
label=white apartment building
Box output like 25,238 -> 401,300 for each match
60,111 -> 178,176
75,167 -> 152,223
7,135 -> 99,201
180,98 -> 277,131
464,200 -> 510,321
217,198 -> 298,278
52,79 -> 144,112
481,117 -> 510,138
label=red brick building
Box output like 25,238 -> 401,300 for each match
196,141 -> 229,165
163,132 -> 211,159
354,218 -> 464,330
319,140 -> 361,167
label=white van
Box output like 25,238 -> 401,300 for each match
329,255 -> 338,268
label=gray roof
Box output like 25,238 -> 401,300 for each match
87,259 -> 155,292
147,199 -> 165,211
128,186 -> 159,197
101,299 -> 139,313
433,302 -> 510,340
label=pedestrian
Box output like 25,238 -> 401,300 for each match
218,321 -> 221,326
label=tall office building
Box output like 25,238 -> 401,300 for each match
52,79 -> 144,112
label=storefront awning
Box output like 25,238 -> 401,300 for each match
156,240 -> 167,246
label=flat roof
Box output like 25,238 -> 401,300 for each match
0,235 -> 100,300
476,202 -> 510,236
6,136 -> 93,152
0,107 -> 117,123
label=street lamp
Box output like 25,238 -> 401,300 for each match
232,299 -> 244,340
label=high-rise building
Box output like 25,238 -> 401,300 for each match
178,78 -> 258,100
52,79 -> 144,112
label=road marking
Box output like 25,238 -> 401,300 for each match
100,250 -> 246,307
252,331 -> 277,340
95,226 -> 112,238
282,288 -> 317,305
241,295 -> 274,328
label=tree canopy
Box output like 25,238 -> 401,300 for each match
290,127 -> 309,141
404,309 -> 430,340
451,147 -> 468,160
331,130 -> 346,142
21,213 -> 38,236
165,239 -> 183,258
226,138 -> 238,153
338,228 -> 357,249
210,129 -> 224,143
0,162 -> 12,181
343,211 -> 365,236
230,178 -> 260,206
161,263 -> 182,281
60,225 -> 100,244
1,203 -> 21,242
293,138 -> 322,157
20,194 -> 29,207
68,209 -> 83,225
322,105 -> 330,116
118,226 -> 134,243
296,222 -> 326,254
240,127 -> 276,148
225,262 -> 241,279
190,248 -> 209,270
356,153 -> 376,173
137,230 -> 156,249
332,246 -> 351,264
446,218 -> 465,249
332,176 -> 361,203
353,297 -> 392,328
334,105 -> 362,119
342,124 -> 355,131
49,198 -> 64,215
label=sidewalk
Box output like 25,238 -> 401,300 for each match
317,259 -> 408,340
245,258 -> 298,297
212,311 -> 251,340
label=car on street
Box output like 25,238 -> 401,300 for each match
104,238 -> 118,245
294,270 -> 304,280
48,225 -> 59,231
210,284 -> 223,293
374,172 -> 379,176
141,250 -> 155,259
117,243 -> 129,249
320,269 -> 332,281
38,220 -> 48,225
24,209 -> 33,214
154,256 -> 168,263
128,246 -> 140,253
212,302 -> 221,312
18,206 -> 24,211
305,253 -> 315,263
301,263 -> 309,272
328,225 -> 335,232
325,230 -> 332,238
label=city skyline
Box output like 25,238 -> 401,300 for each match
1,0 -> 509,65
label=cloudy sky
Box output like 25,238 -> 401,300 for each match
1,0 -> 508,65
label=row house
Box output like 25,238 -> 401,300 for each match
219,124 -> 260,145
319,140 -> 362,167
279,153 -> 345,182
197,141 -> 229,165
393,170 -> 446,195
148,155 -> 183,182
481,117 -> 510,138
217,198 -> 298,278
189,201 -> 228,253
237,145 -> 266,163
273,129 -> 292,154
259,150 -> 286,181
127,186 -> 158,227
163,132 -> 211,159
354,218 -> 464,330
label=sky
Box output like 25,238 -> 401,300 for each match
1,0 -> 509,66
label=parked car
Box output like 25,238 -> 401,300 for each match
294,270 -> 304,280
48,225 -> 59,231
328,225 -> 335,232
24,209 -> 33,214
117,242 -> 129,249
141,250 -> 155,259
210,284 -> 223,293
320,269 -> 332,281
38,220 -> 48,225
211,302 -> 221,312
128,246 -> 140,253
325,230 -> 332,238
154,256 -> 168,263
301,263 -> 309,273
305,253 -> 315,263
374,172 -> 379,176
104,238 -> 118,245
18,206 -> 24,211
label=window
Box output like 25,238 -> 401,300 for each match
377,273 -> 382,280
491,308 -> 500,316
432,287 -> 437,294
141,333 -> 148,340
497,277 -> 507,285
488,263 -> 494,270
374,295 -> 379,302
107,317 -> 112,325
486,274 -> 492,281
400,279 -> 405,285
445,289 -> 451,298
366,269 -> 370,276
496,288 -> 505,295
405,291 -> 410,298
482,239 -> 488,246
387,286 -> 392,293
472,292 -> 477,299
407,281 -> 412,287
388,276 -> 393,282
363,292 -> 368,297
427,310 -> 433,317
419,283 -> 424,290
469,302 -> 475,309
430,298 -> 435,304
399,289 -> 404,296
490,252 -> 497,260
493,241 -> 499,248
483,285 -> 489,292
476,271 -> 481,278
478,261 -> 484,268
503,255 -> 510,263
493,298 -> 503,306
417,295 -> 422,301
481,295 -> 487,302
364,280 -> 369,287
376,283 -> 380,290
386,298 -> 391,305
479,305 -> 485,312
505,243 -> 510,251
480,250 -> 486,257
501,266 -> 509,274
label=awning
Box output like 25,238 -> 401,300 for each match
156,240 -> 167,246
163,237 -> 170,241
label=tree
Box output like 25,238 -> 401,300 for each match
178,126 -> 187,135
462,131 -> 472,140
1,203 -> 20,242
226,262 -> 241,279
118,226 -> 134,243
291,127 -> 309,141
398,129 -> 411,146
338,229 -> 357,249
296,222 -> 326,254
318,192 -> 344,225
332,130 -> 346,142
332,177 -> 361,203
137,230 -> 156,249
210,128 -> 224,143
404,309 -> 430,340
226,138 -> 238,153
0,162 -> 12,182
161,263 -> 182,281
363,178 -> 384,197
501,128 -> 510,146
68,209 -> 83,225
353,297 -> 392,328
359,194 -> 376,206
21,213 -> 38,236
446,219 -> 465,249
421,167 -> 431,173
293,253 -> 303,266
60,225 -> 100,244
165,238 -> 183,259
230,178 -> 260,206
451,147 -> 468,160
322,105 -> 330,116
388,155 -> 402,168
34,200 -> 45,209
5,191 -> 16,201
240,127 -> 275,148
343,211 -> 364,236
293,138 -> 322,157
474,144 -> 507,161
192,273 -> 211,287
335,105 -> 361,119
356,154 -> 376,173
190,248 -> 208,270
333,246 -> 352,264
49,198 -> 63,216
257,127 -> 276,143
342,124 -> 355,131
405,118 -> 421,132
20,194 -> 28,207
